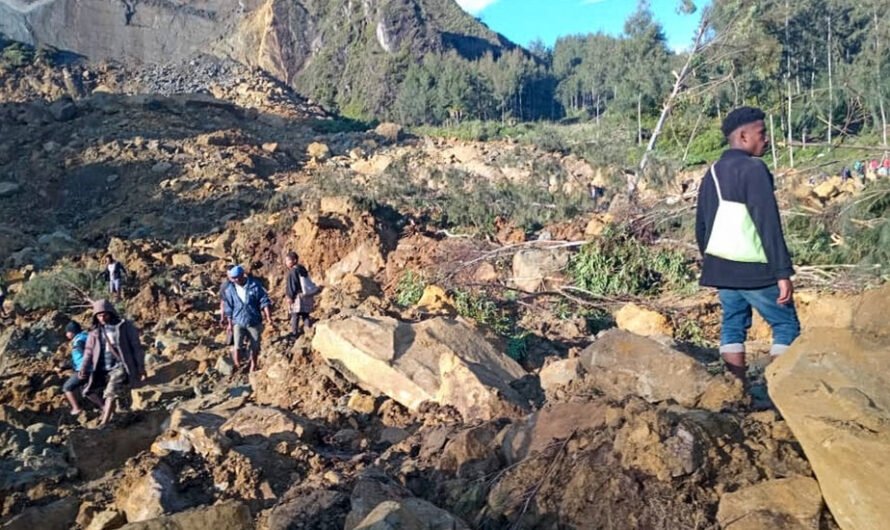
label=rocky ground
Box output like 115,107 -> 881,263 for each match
1,60 -> 888,530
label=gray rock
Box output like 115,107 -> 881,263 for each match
0,181 -> 21,198
214,355 -> 234,377
49,97 -> 77,122
151,162 -> 173,174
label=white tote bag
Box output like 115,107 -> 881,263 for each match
704,166 -> 768,263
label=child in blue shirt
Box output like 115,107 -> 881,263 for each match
62,321 -> 101,414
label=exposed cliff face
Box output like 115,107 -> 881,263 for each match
0,0 -> 514,113
0,0 -> 245,63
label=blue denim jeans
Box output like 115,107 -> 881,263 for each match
718,285 -> 800,355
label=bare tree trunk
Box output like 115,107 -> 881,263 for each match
637,94 -> 642,146
786,0 -> 794,168
595,92 -> 601,129
881,99 -> 888,148
828,13 -> 834,151
640,14 -> 708,171
875,9 -> 888,148
683,107 -> 706,163
770,113 -> 778,170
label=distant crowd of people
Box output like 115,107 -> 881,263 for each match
842,158 -> 890,181
61,251 -> 319,424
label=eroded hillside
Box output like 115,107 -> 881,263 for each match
1,59 -> 889,530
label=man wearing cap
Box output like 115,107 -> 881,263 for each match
222,265 -> 272,372
80,300 -> 146,426
695,106 -> 801,385
61,321 -> 102,414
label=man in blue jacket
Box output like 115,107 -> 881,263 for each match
222,265 -> 272,373
696,106 -> 800,385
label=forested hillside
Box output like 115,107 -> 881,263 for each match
388,0 -> 890,162
2,0 -> 887,157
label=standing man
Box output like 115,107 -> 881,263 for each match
284,252 -> 315,339
61,321 -> 102,414
222,265 -> 272,372
103,255 -> 126,300
219,264 -> 235,350
80,300 -> 146,426
695,106 -> 800,385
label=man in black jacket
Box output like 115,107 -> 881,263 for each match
696,106 -> 800,383
284,252 -> 314,338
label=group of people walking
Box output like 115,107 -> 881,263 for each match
61,251 -> 318,423
58,105 -> 806,422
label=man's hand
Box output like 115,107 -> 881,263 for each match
78,369 -> 88,379
777,278 -> 794,305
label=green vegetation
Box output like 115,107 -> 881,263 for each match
395,270 -> 427,307
0,40 -> 58,71
453,289 -> 513,335
675,319 -> 713,349
0,42 -> 33,70
306,117 -> 374,135
293,0 -> 890,173
308,159 -> 592,237
785,179 -> 890,272
569,227 -> 696,297
453,288 -> 529,361
16,264 -> 105,311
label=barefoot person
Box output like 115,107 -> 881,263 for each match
695,106 -> 801,385
61,321 -> 102,414
222,265 -> 272,372
80,300 -> 146,426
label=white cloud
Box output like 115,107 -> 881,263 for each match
455,0 -> 499,14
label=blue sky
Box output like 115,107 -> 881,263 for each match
456,0 -> 706,51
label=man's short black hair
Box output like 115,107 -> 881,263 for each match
721,106 -> 766,138
286,251 -> 298,262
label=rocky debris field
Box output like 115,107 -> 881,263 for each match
1,61 -> 888,530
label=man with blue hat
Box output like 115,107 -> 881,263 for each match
222,265 -> 273,372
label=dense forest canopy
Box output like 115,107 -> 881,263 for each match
383,0 -> 889,154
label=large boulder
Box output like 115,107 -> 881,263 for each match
511,248 -> 570,293
150,408 -> 230,458
324,241 -> 386,285
265,489 -> 348,530
1,498 -> 80,530
538,357 -> 585,398
312,316 -> 529,421
767,327 -> 890,530
116,462 -> 190,522
353,499 -> 469,530
68,411 -> 168,480
131,384 -> 195,411
220,405 -> 317,444
117,501 -> 250,530
499,402 -> 608,464
0,420 -> 73,491
614,303 -> 674,338
578,330 -> 742,410
716,477 -> 823,530
345,474 -> 413,530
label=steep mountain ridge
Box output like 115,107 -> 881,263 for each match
0,0 -> 515,113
